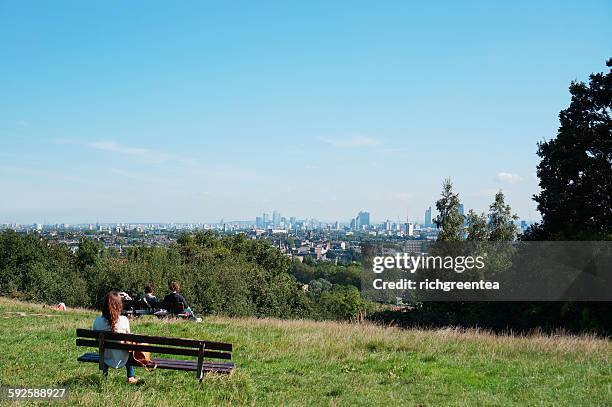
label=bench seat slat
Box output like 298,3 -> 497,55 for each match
77,353 -> 234,374
76,339 -> 232,360
149,358 -> 234,368
155,359 -> 233,373
76,329 -> 232,352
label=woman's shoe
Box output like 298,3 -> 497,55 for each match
127,377 -> 139,385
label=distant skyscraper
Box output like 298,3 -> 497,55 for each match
255,216 -> 263,228
425,207 -> 432,227
458,204 -> 464,216
355,211 -> 370,229
272,210 -> 281,227
262,213 -> 269,228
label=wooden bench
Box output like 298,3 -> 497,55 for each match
76,329 -> 234,381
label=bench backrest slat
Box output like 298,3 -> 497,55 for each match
76,329 -> 232,352
75,339 -> 232,360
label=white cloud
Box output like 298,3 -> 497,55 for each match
55,139 -> 195,165
90,141 -> 150,156
495,172 -> 523,184
318,135 -> 380,148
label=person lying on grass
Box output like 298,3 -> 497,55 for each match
92,291 -> 139,384
163,281 -> 201,322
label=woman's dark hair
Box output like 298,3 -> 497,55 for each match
169,281 -> 180,292
102,291 -> 123,332
144,285 -> 154,294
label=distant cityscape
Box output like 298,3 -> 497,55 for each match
0,206 -> 534,236
0,206 -> 535,264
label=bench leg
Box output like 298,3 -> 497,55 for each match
196,343 -> 205,382
98,333 -> 106,376
99,364 -> 108,378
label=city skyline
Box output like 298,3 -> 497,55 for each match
1,204 -> 535,228
2,1 -> 611,224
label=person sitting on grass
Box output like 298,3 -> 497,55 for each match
141,284 -> 158,308
163,281 -> 201,322
92,291 -> 139,384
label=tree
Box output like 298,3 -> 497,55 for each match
523,59 -> 611,335
76,237 -> 104,272
466,210 -> 488,241
487,191 -> 518,241
434,178 -> 464,241
308,278 -> 332,296
530,58 -> 612,240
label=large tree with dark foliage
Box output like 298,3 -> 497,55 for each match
519,58 -> 612,335
529,58 -> 612,240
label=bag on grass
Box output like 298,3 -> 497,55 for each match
128,343 -> 157,372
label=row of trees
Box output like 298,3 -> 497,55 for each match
434,180 -> 519,242
0,230 -> 372,321
372,176 -> 610,334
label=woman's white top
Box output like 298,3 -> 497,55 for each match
92,315 -> 131,368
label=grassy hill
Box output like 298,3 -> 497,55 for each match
0,297 -> 610,406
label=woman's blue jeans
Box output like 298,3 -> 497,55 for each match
102,363 -> 136,378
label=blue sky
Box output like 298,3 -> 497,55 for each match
1,1 -> 611,224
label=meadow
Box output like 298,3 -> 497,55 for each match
0,297 -> 610,406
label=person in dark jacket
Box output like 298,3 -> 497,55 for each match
163,281 -> 201,322
142,284 -> 158,307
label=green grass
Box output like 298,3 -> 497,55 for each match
0,298 -> 610,406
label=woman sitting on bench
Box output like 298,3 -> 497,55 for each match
92,291 -> 138,384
